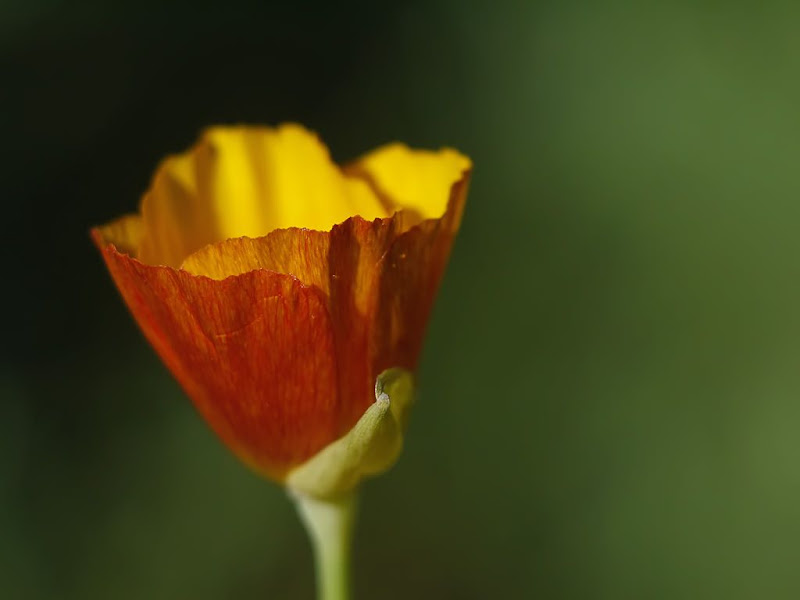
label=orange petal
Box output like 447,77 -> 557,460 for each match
92,229 -> 343,480
181,217 -> 409,437
369,170 -> 472,375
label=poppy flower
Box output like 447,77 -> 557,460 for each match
92,124 -> 471,497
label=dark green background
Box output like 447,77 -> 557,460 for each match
3,1 -> 800,598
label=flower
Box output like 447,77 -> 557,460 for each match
92,124 -> 471,492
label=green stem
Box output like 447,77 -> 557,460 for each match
293,491 -> 357,600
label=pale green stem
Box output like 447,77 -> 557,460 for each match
293,491 -> 357,600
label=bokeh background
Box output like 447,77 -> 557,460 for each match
4,1 -> 800,598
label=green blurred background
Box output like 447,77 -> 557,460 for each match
3,0 -> 800,598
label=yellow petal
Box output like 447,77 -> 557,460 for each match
181,225 -> 331,286
138,124 -> 389,267
96,214 -> 143,255
138,152 -> 208,267
348,144 -> 472,221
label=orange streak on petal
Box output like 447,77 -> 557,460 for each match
325,216 -> 404,432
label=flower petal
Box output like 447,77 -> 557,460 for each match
181,228 -> 331,288
138,124 -> 389,267
370,171 -> 471,374
181,217 -> 411,440
92,229 -> 344,480
179,164 -> 470,441
138,151 -> 210,268
346,144 -> 472,222
92,126 -> 472,486
96,214 -> 144,255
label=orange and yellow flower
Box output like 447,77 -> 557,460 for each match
92,124 -> 471,488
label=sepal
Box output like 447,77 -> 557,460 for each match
286,368 -> 415,500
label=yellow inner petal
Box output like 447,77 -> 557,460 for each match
351,143 -> 472,221
98,124 -> 471,273
198,125 -> 388,239
96,214 -> 143,255
137,124 -> 389,267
